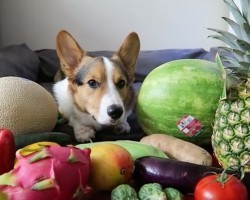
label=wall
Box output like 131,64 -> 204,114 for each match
0,0 -> 229,51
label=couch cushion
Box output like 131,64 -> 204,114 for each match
0,44 -> 40,81
36,49 -> 60,82
135,48 -> 217,82
83,48 -> 217,82
36,48 -> 218,83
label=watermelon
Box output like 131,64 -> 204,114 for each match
136,59 -> 224,145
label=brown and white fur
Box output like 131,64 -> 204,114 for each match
53,30 -> 140,142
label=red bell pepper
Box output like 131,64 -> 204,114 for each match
0,128 -> 15,175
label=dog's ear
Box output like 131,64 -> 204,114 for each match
113,32 -> 140,82
56,30 -> 85,77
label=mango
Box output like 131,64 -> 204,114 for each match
88,143 -> 134,191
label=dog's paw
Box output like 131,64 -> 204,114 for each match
74,126 -> 96,142
114,121 -> 131,134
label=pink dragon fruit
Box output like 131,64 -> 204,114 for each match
0,145 -> 91,200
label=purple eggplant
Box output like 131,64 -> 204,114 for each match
133,156 -> 250,194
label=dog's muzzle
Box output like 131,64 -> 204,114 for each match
107,104 -> 123,122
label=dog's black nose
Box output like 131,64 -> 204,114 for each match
107,104 -> 123,120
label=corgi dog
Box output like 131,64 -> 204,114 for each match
53,30 -> 140,142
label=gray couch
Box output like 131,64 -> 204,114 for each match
0,44 -> 219,142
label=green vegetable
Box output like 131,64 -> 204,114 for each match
138,183 -> 167,200
111,184 -> 138,200
164,187 -> 183,200
76,140 -> 168,160
14,132 -> 74,149
136,59 -> 224,145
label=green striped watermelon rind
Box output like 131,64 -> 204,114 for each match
136,59 -> 224,146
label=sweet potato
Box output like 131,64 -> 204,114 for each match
140,134 -> 212,166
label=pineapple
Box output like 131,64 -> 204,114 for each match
208,0 -> 250,171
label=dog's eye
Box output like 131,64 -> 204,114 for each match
115,80 -> 126,89
88,80 -> 99,88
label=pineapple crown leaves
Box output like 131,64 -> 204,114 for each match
208,0 -> 250,83
222,17 -> 250,42
216,54 -> 227,100
211,0 -> 250,45
224,0 -> 250,26
216,53 -> 242,99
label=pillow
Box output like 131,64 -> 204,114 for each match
35,48 -> 218,83
36,49 -> 60,82
135,48 -> 217,82
0,44 -> 40,81
89,49 -> 217,82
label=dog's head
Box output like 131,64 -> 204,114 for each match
56,30 -> 140,126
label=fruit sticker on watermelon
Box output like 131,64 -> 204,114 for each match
177,115 -> 203,137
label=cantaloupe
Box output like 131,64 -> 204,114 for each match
0,76 -> 58,135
